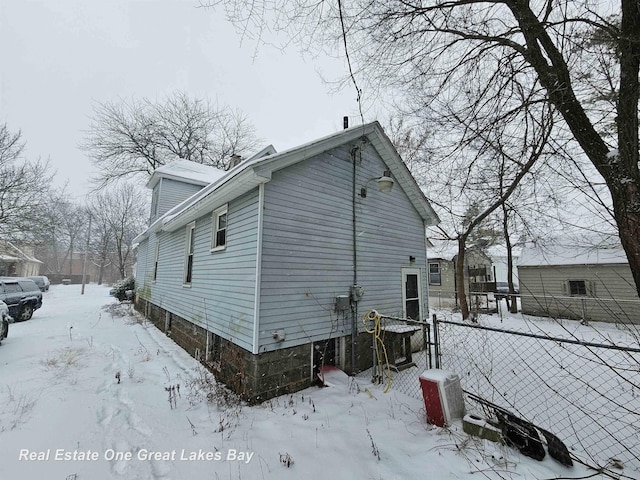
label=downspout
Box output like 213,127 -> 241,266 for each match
252,183 -> 265,354
351,145 -> 358,372
423,220 -> 429,314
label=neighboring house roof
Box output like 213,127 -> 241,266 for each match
427,240 -> 459,261
427,239 -> 496,263
134,121 -> 440,244
0,242 -> 42,264
518,243 -> 628,267
146,159 -> 227,190
485,244 -> 521,262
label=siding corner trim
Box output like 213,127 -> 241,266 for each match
252,183 -> 265,354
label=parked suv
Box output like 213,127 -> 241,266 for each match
0,278 -> 43,321
29,275 -> 50,292
0,300 -> 11,344
494,281 -> 519,300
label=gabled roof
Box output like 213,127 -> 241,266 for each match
0,242 -> 42,264
428,239 -> 505,264
427,239 -> 459,261
146,159 -> 226,190
134,121 -> 439,243
518,243 -> 628,267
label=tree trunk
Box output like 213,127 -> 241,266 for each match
502,206 -> 518,314
98,244 -> 108,285
455,237 -> 470,319
613,0 -> 640,297
68,244 -> 73,276
613,193 -> 640,296
508,0 -> 640,298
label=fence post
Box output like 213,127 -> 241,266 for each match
422,322 -> 430,369
432,313 -> 440,369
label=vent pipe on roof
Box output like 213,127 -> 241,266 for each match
343,116 -> 349,129
228,154 -> 243,170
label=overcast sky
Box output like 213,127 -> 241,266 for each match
0,0 -> 361,200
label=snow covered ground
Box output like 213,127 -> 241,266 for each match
434,305 -> 640,475
0,285 -> 630,479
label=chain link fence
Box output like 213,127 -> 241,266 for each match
428,290 -> 497,313
435,316 -> 640,472
355,306 -> 640,473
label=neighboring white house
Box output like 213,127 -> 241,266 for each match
518,242 -> 640,324
486,244 -> 520,287
0,241 -> 42,277
427,239 -> 494,309
133,122 -> 440,401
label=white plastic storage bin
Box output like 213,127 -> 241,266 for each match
419,369 -> 465,426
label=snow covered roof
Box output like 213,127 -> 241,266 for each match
485,244 -> 522,261
0,242 -> 42,264
134,121 -> 440,244
427,240 -> 458,261
427,240 -> 514,262
517,243 -> 628,267
146,159 -> 226,189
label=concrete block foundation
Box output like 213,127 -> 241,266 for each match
135,298 -> 377,403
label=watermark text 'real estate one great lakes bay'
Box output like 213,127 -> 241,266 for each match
18,449 -> 254,464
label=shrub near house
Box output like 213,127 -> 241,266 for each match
111,277 -> 135,302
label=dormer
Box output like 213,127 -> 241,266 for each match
147,159 -> 226,224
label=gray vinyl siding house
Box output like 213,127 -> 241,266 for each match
148,160 -> 226,224
134,122 -> 439,401
518,243 -> 640,324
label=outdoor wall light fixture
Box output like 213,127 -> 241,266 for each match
360,170 -> 394,198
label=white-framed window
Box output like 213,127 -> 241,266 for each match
151,187 -> 159,219
569,280 -> 587,296
211,205 -> 228,251
184,221 -> 196,285
428,262 -> 441,285
152,241 -> 160,282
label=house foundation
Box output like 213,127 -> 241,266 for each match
135,298 -> 372,403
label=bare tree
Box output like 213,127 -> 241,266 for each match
57,201 -> 88,276
34,189 -> 67,275
0,124 -> 53,241
391,73 -> 560,318
210,0 -> 640,297
87,195 -> 115,285
82,91 -> 260,188
99,183 -> 147,279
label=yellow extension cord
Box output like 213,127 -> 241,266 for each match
362,310 -> 393,393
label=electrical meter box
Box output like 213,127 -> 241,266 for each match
419,369 -> 465,427
335,295 -> 350,312
350,284 -> 365,302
